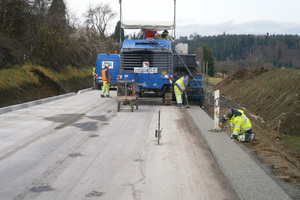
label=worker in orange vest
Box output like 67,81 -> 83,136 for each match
101,64 -> 111,97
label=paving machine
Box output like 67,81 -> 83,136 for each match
118,22 -> 204,106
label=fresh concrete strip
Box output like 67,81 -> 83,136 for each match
0,87 -> 96,115
76,87 -> 95,95
187,106 -> 291,200
0,92 -> 76,115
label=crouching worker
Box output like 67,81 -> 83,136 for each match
219,109 -> 255,142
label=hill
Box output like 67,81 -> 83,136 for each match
216,67 -> 300,136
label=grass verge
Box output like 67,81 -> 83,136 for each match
0,63 -> 92,90
282,135 -> 300,153
209,77 -> 223,85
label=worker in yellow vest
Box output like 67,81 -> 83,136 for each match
101,64 -> 111,97
219,109 -> 255,142
93,67 -> 96,86
159,30 -> 174,42
174,76 -> 192,108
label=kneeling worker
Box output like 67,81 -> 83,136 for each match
219,109 -> 255,142
174,76 -> 192,108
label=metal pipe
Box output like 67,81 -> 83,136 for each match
174,0 -> 176,39
119,0 -> 122,48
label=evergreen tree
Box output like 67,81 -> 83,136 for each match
201,45 -> 215,77
111,21 -> 124,43
47,0 -> 67,29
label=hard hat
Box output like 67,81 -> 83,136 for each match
226,109 -> 233,119
163,30 -> 168,34
105,64 -> 109,67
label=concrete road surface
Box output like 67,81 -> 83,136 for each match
0,90 -> 237,200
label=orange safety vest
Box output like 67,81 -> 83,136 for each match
102,68 -> 110,81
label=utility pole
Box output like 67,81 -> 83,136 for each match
174,0 -> 176,39
119,0 -> 122,48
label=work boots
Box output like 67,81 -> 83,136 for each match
249,133 -> 255,141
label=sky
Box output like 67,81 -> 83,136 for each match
66,0 -> 300,38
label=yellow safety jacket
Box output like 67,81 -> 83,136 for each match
102,68 -> 110,81
159,34 -> 173,42
174,76 -> 189,92
230,109 -> 252,136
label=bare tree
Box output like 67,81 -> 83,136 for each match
85,3 -> 116,40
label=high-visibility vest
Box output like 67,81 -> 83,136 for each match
159,34 -> 173,42
230,109 -> 252,135
102,68 -> 110,81
174,76 -> 189,92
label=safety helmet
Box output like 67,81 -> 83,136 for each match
105,64 -> 109,68
225,109 -> 233,119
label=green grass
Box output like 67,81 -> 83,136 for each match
282,135 -> 300,153
0,63 -> 92,90
209,77 -> 223,85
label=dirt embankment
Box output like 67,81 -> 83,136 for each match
210,67 -> 300,194
217,67 -> 300,136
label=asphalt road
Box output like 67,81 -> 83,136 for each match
0,90 -> 237,200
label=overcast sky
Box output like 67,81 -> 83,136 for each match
66,0 -> 300,38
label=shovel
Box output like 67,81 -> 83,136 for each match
184,90 -> 190,108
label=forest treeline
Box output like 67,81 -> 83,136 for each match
1,0 -> 299,73
178,33 -> 300,71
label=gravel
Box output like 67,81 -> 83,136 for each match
187,106 -> 291,200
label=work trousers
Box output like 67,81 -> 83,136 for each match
231,129 -> 253,142
174,85 -> 183,107
102,81 -> 110,95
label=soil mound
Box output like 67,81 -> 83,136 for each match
216,67 -> 300,136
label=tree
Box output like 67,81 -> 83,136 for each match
111,21 -> 124,43
201,45 -> 215,77
47,0 -> 67,29
85,3 -> 116,40
0,0 -> 28,38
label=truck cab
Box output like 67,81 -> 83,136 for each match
94,54 -> 120,89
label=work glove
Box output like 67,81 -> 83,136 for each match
219,122 -> 223,128
220,116 -> 226,123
